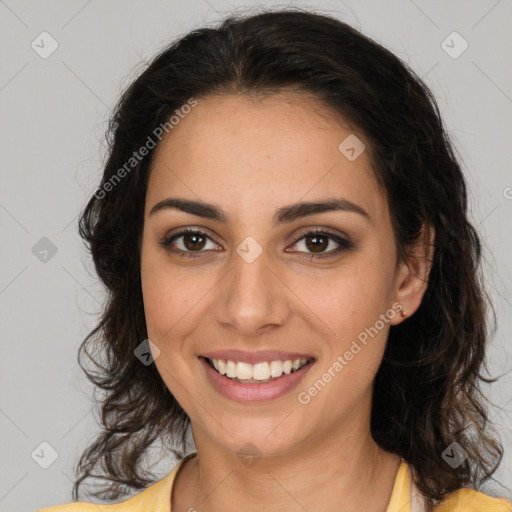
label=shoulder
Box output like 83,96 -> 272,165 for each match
34,484 -> 164,512
35,497 -> 148,512
36,505 -> 107,512
435,487 -> 512,511
34,452 -> 197,512
34,479 -> 169,512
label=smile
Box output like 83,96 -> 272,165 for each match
205,356 -> 313,383
199,355 -> 316,402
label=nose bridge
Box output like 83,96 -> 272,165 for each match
213,239 -> 290,334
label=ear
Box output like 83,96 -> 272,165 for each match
389,223 -> 435,326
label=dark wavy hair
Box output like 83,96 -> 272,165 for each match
73,7 -> 505,510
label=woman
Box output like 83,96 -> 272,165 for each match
36,8 -> 511,512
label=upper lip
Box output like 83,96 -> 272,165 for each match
200,349 -> 315,364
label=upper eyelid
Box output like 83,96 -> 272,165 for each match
166,227 -> 220,247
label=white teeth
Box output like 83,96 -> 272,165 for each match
208,357 -> 310,381
252,362 -> 270,380
269,360 -> 282,378
282,360 -> 293,374
225,360 -> 237,378
236,362 -> 253,380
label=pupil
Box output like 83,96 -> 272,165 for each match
307,235 -> 327,252
185,233 -> 205,250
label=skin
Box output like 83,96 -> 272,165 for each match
140,91 -> 434,512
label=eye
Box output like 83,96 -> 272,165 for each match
159,227 -> 354,259
287,229 -> 354,260
159,228 -> 220,258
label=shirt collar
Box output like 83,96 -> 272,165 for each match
386,458 -> 414,512
126,452 -> 413,512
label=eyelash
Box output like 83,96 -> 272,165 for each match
159,227 -> 354,260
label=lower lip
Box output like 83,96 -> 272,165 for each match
199,357 -> 315,403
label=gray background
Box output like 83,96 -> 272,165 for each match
1,0 -> 511,510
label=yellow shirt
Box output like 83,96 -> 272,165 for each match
36,452 -> 512,512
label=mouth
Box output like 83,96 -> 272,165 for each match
198,349 -> 317,402
199,355 -> 316,384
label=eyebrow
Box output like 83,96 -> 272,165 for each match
149,197 -> 371,226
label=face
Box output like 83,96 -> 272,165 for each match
140,91 -> 420,460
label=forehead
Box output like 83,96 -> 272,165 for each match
145,91 -> 387,223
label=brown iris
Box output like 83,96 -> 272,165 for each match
304,234 -> 328,253
183,232 -> 207,251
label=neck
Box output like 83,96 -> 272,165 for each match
172,423 -> 401,512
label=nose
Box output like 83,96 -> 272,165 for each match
211,245 -> 292,337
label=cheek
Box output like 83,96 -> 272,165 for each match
140,246 -> 216,343
141,244 -> 180,340
292,250 -> 395,393
298,255 -> 395,337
